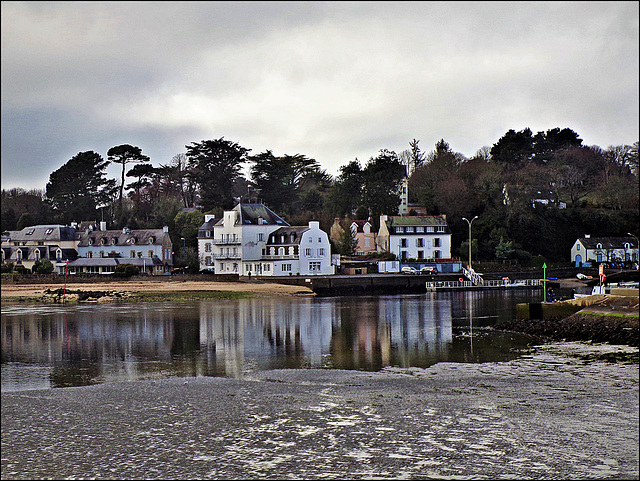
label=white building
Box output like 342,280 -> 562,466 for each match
376,214 -> 452,261
198,203 -> 288,275
197,203 -> 334,276
73,222 -> 173,275
262,222 -> 335,276
570,235 -> 638,266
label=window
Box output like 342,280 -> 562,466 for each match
416,238 -> 424,247
577,244 -> 581,251
319,248 -> 326,256
318,237 -> 321,243
279,247 -> 286,256
206,231 -> 211,238
34,249 -> 41,261
282,264 -> 291,272
205,256 -> 212,266
26,229 -> 34,235
400,238 -> 407,248
205,243 -> 212,252
56,249 -> 62,261
264,264 -> 271,272
309,261 -> 321,272
417,251 -> 424,259
258,233 -> 264,242
406,227 -> 414,233
17,249 -> 23,261
45,228 -> 53,235
434,250 -> 441,259
130,250 -> 136,258
434,238 -> 441,247
148,250 -> 154,258
112,238 -> 117,245
305,248 -> 312,256
100,251 -> 105,258
87,251 -> 93,258
416,226 -> 424,233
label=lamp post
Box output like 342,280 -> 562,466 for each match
181,237 -> 186,250
462,216 -> 478,269
628,232 -> 639,266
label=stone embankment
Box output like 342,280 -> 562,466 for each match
497,291 -> 639,347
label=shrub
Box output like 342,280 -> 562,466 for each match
114,263 -> 139,277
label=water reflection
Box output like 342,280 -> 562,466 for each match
1,290 -> 541,391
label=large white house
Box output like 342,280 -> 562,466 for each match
570,235 -> 638,266
262,222 -> 335,276
376,214 -> 452,261
197,203 -> 334,276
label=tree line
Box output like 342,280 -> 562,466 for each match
2,128 -> 638,266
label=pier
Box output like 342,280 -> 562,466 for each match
269,274 -> 543,296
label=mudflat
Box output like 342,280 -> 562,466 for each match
0,279 -> 313,300
2,342 -> 638,480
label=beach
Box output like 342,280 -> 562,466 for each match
0,278 -> 314,302
2,342 -> 638,480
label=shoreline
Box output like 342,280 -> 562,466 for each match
0,279 -> 315,304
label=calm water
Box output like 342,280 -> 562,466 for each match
1,290 -> 542,392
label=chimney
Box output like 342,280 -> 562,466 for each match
204,215 -> 215,222
163,226 -> 169,233
258,217 -> 264,225
585,234 -> 590,239
100,221 -> 107,231
309,221 -> 320,229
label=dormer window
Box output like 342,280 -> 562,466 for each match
127,237 -> 136,245
26,229 -> 34,235
148,236 -> 155,244
88,238 -> 94,246
100,238 -> 106,245
596,243 -> 602,249
111,237 -> 117,245
45,228 -> 53,235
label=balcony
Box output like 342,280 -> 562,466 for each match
211,238 -> 241,245
213,253 -> 241,259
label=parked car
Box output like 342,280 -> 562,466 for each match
420,266 -> 438,275
401,266 -> 419,275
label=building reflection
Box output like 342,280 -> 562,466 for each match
2,296 -> 459,391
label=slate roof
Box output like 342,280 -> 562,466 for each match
578,237 -> 638,249
237,203 -> 289,226
77,229 -> 168,247
267,227 -> 309,245
4,225 -> 77,242
386,215 -> 448,226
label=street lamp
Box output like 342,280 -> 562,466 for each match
181,237 -> 186,250
628,232 -> 639,265
462,216 -> 479,269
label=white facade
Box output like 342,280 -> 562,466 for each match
377,214 -> 452,261
198,205 -> 335,276
570,236 -> 638,266
262,221 -> 335,277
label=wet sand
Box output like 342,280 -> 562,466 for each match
0,279 -> 314,300
2,342 -> 638,480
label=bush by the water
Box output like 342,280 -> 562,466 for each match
114,263 -> 139,278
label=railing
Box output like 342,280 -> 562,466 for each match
210,238 -> 241,245
462,267 -> 484,285
212,253 -> 241,259
426,279 -> 542,290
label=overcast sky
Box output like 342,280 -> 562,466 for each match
2,1 -> 638,191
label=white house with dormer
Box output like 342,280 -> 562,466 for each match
570,235 -> 638,266
197,203 -> 334,276
262,221 -> 334,276
376,214 -> 452,261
